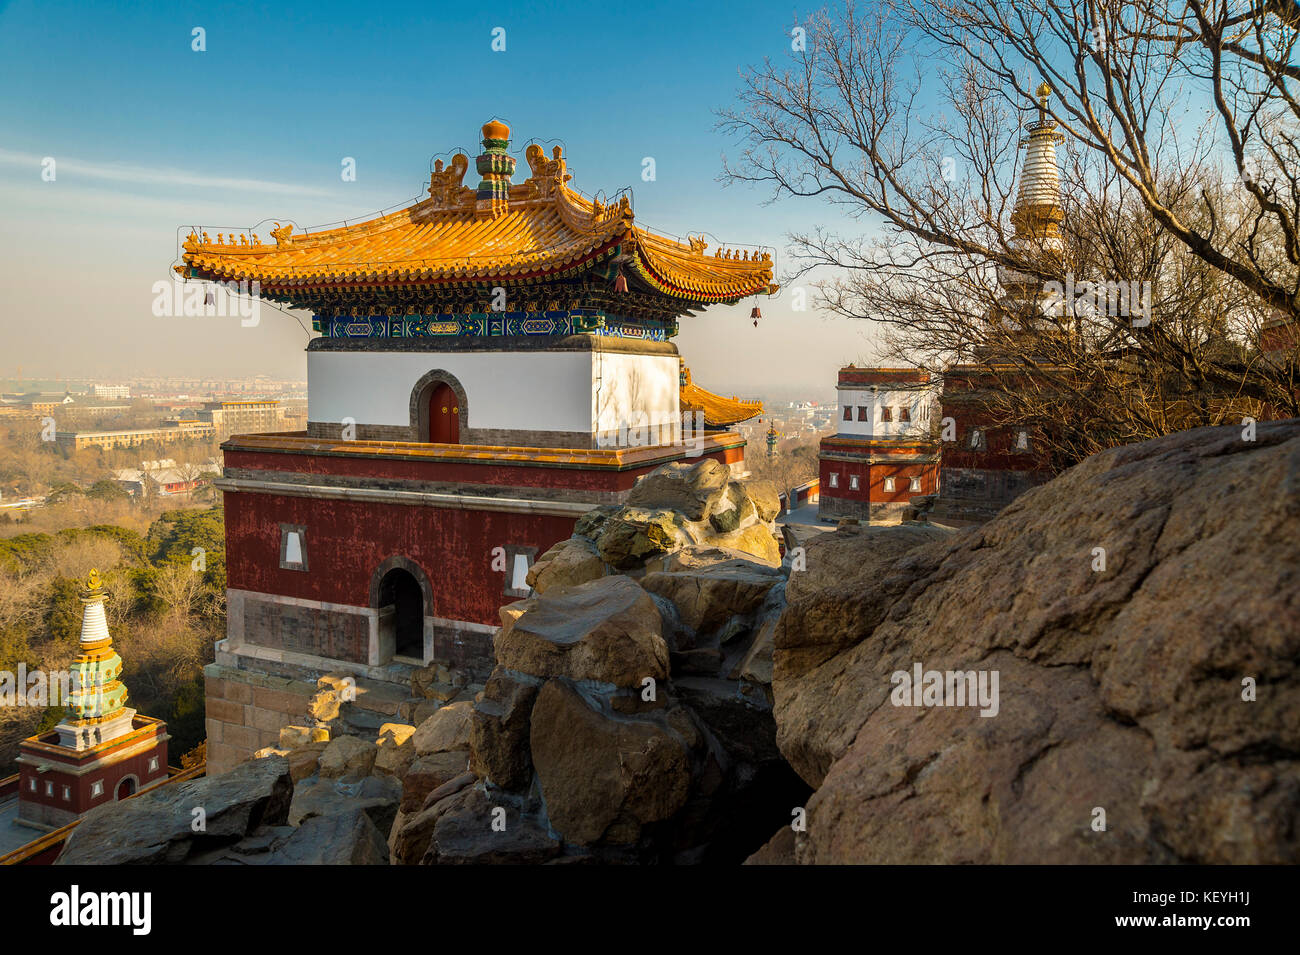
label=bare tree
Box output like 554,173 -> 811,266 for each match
719,0 -> 1299,468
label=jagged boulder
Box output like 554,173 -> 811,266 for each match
529,680 -> 693,845
413,701 -> 474,755
390,772 -> 476,864
627,457 -> 731,520
469,670 -> 542,790
420,786 -> 562,865
373,723 -> 418,778
494,575 -> 670,688
318,735 -> 379,780
526,537 -> 606,593
772,421 -> 1300,864
745,480 -> 782,523
596,505 -> 693,569
641,559 -> 783,636
266,808 -> 390,865
288,774 -> 401,839
401,751 -> 471,812
56,756 -> 294,865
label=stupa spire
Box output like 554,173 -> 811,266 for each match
56,569 -> 134,749
1010,82 -> 1066,250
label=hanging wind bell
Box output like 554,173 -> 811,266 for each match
614,268 -> 628,293
751,302 -> 762,327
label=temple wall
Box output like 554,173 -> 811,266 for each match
834,386 -> 938,440
306,348 -> 680,447
222,488 -> 580,632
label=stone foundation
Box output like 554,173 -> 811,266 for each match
817,496 -> 908,524
204,664 -> 318,775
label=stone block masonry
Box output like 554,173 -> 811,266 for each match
204,664 -> 318,775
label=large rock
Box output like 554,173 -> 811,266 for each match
373,723 -> 417,778
775,421 -> 1300,864
529,680 -> 691,845
318,735 -> 379,780
526,537 -> 606,593
288,774 -> 401,841
469,670 -> 542,790
494,575 -> 670,687
745,480 -> 782,523
627,458 -> 730,520
641,559 -> 782,635
56,756 -> 294,865
709,524 -> 782,565
413,701 -> 474,755
401,751 -> 471,812
267,808 -> 390,865
776,522 -> 954,690
422,786 -> 562,865
390,772 -> 477,864
596,505 -> 692,569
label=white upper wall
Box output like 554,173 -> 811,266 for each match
307,348 -> 680,437
836,385 -> 937,439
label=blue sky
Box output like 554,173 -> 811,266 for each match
0,0 -> 883,396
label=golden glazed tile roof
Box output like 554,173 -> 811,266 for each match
180,133 -> 777,306
679,366 -> 764,426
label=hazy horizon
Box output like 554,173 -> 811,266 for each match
0,1 -> 890,395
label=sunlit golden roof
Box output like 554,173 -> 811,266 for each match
679,365 -> 763,426
179,128 -> 777,309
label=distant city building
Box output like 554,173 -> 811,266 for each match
54,420 -> 215,451
195,399 -> 287,440
819,366 -> 940,523
91,384 -> 131,399
15,571 -> 168,830
112,460 -> 216,497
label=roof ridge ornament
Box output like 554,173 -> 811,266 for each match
270,222 -> 294,245
475,118 -> 516,219
429,153 -> 473,209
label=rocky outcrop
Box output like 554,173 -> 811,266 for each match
494,576 -> 670,687
388,459 -> 804,863
57,757 -> 295,864
764,421 -> 1300,864
530,680 -> 693,844
574,459 -> 782,571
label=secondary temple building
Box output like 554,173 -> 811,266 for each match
179,120 -> 774,772
818,366 -> 939,523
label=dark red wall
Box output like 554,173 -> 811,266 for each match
18,728 -> 167,819
226,491 -> 579,626
818,459 -> 937,504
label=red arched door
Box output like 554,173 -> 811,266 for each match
428,383 -> 459,444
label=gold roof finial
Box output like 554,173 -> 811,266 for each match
86,568 -> 102,592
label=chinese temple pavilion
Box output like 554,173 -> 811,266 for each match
180,120 -> 775,772
16,571 -> 168,830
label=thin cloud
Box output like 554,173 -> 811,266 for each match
0,148 -> 334,197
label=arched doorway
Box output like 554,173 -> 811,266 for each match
115,776 -> 137,800
377,567 -> 424,660
427,382 -> 459,444
410,370 -> 467,445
